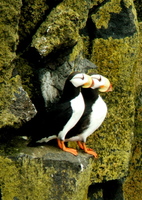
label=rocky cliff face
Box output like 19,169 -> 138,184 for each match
0,0 -> 142,199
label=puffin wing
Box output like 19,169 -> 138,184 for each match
65,105 -> 91,139
47,101 -> 73,134
28,101 -> 73,146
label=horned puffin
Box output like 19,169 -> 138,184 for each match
65,74 -> 112,158
28,72 -> 93,155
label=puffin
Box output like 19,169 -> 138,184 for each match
65,74 -> 112,158
28,72 -> 93,156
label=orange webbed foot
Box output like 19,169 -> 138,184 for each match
77,141 -> 98,158
84,149 -> 98,158
57,139 -> 78,156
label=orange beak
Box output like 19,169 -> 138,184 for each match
99,83 -> 113,92
106,84 -> 113,92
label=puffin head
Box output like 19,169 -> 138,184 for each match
90,74 -> 112,92
69,72 -> 93,88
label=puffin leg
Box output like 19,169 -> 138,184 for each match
77,141 -> 84,149
79,142 -> 98,158
77,141 -> 94,151
57,139 -> 78,156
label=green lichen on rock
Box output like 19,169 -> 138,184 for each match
0,0 -> 142,199
0,0 -> 37,128
123,22 -> 142,200
91,0 -> 138,30
134,0 -> 142,21
0,0 -> 21,72
0,155 -> 53,200
87,33 -> 139,182
0,72 -> 36,128
61,0 -> 89,28
32,4 -> 81,57
0,74 -> 22,128
14,57 -> 35,98
91,0 -> 122,29
86,0 -> 139,181
18,0 -> 49,48
0,156 -> 21,200
0,147 -> 93,200
16,156 -> 54,200
31,0 -> 98,60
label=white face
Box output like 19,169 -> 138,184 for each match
90,74 -> 111,92
90,75 -> 104,88
70,73 -> 92,88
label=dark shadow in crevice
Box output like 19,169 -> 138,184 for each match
88,179 -> 125,200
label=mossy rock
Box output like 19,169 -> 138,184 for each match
88,36 -> 139,181
18,0 -> 49,50
0,69 -> 37,129
0,0 -> 21,74
0,0 -> 142,199
69,0 -> 139,182
0,144 -> 93,200
123,22 -> 142,200
85,0 -> 139,182
134,0 -> 142,21
31,5 -> 81,57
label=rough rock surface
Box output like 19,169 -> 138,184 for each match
123,22 -> 142,200
0,0 -> 37,128
0,142 -> 93,200
0,0 -> 142,199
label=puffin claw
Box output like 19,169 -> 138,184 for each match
86,148 -> 94,151
57,139 -> 78,156
77,141 -> 98,158
85,150 -> 98,158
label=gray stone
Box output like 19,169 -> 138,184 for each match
10,87 -> 37,122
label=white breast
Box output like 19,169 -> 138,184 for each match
82,95 -> 107,142
58,92 -> 85,141
66,95 -> 107,142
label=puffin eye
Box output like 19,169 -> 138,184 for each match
91,75 -> 101,82
98,76 -> 101,81
81,74 -> 84,80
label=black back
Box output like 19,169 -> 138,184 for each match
28,72 -> 82,145
60,72 -> 81,102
